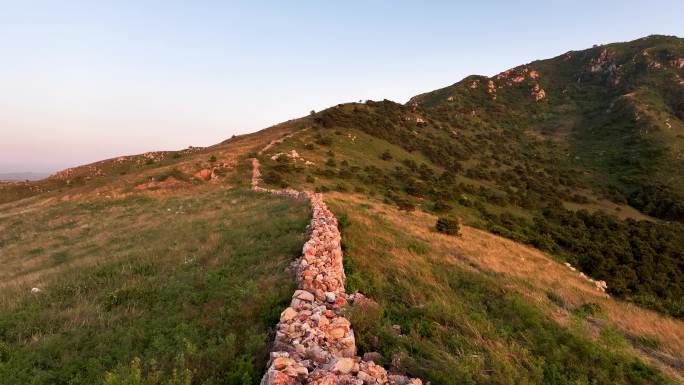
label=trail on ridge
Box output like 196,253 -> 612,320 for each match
250,134 -> 422,385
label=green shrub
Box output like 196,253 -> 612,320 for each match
436,217 -> 460,235
315,135 -> 333,146
263,171 -> 284,186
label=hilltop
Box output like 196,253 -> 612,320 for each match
1,35 -> 684,385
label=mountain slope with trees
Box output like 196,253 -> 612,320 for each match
259,35 -> 684,318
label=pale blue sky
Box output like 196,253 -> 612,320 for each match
1,1 -> 682,173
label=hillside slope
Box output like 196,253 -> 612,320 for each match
256,35 -> 684,319
1,35 -> 684,384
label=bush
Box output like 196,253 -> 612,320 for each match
433,200 -> 451,212
380,150 -> 393,161
315,135 -> 333,146
263,171 -> 284,186
436,217 -> 460,235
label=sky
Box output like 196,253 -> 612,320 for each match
1,1 -> 683,173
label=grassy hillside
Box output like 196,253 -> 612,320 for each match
257,112 -> 684,320
329,193 -> 683,384
1,34 -> 683,385
0,184 -> 312,385
0,187 -> 309,385
0,125 -> 315,384
253,35 -> 684,319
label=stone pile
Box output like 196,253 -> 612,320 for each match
250,157 -> 421,385
564,262 -> 608,294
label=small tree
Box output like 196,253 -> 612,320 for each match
433,200 -> 451,212
436,217 -> 460,235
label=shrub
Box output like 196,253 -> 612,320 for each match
263,171 -> 284,186
433,200 -> 451,212
315,135 -> 333,146
380,150 -> 393,161
209,155 -> 217,163
436,217 -> 460,235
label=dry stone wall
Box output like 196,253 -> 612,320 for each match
250,157 -> 422,385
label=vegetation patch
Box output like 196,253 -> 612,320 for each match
0,189 -> 310,385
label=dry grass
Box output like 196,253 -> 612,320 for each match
328,192 -> 684,382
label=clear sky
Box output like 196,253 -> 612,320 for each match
1,1 -> 682,173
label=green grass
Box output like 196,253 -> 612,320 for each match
331,198 -> 673,385
0,189 -> 310,385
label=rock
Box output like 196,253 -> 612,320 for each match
194,168 -> 212,181
391,324 -> 402,335
329,327 -> 347,339
325,292 -> 336,303
357,371 -> 373,384
294,290 -> 315,302
281,307 -> 298,321
31,287 -> 42,294
333,358 -> 356,374
273,357 -> 295,370
265,370 -> 296,385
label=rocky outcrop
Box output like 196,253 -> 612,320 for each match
194,168 -> 218,181
250,157 -> 421,385
531,83 -> 546,101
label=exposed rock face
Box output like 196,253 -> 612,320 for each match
588,48 -> 621,85
589,48 -> 614,73
487,80 -> 497,99
671,58 -> 684,69
194,168 -> 213,181
250,157 -> 421,385
531,83 -> 546,101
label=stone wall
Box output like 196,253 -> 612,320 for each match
250,158 -> 422,385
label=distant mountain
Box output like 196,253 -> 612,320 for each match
0,172 -> 50,181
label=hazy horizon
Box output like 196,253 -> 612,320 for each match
2,1 -> 683,174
